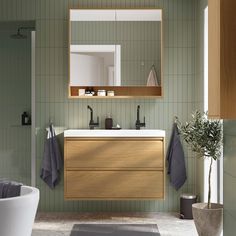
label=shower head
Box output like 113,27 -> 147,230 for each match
10,28 -> 27,39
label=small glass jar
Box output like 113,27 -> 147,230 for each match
97,90 -> 106,96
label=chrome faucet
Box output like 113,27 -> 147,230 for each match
87,105 -> 99,129
135,105 -> 146,130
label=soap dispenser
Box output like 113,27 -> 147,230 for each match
105,114 -> 113,129
21,112 -> 29,126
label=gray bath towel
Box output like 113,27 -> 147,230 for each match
0,180 -> 22,198
166,123 -> 187,190
40,124 -> 62,189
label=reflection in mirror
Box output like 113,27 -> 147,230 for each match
69,9 -> 162,88
70,45 -> 121,86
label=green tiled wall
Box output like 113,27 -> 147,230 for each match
0,27 -> 31,185
223,121 -> 236,235
71,21 -> 161,85
0,0 -> 198,212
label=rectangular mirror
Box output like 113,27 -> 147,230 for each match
69,9 -> 163,98
70,44 -> 121,86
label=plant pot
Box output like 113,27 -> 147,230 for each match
192,203 -> 223,236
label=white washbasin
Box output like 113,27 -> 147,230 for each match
64,129 -> 165,138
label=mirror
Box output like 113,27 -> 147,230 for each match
70,44 -> 121,86
69,9 -> 162,88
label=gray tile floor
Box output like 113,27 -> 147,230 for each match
32,212 -> 198,236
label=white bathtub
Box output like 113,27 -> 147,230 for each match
0,185 -> 39,236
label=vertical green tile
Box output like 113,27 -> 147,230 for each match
0,0 -> 201,213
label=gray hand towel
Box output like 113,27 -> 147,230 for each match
166,123 -> 187,190
0,180 -> 22,198
40,124 -> 62,189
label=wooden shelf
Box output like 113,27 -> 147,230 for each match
69,86 -> 162,98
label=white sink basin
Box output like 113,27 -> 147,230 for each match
64,129 -> 165,138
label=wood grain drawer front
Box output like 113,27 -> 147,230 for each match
65,170 -> 164,199
65,138 -> 163,169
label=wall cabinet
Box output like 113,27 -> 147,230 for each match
209,0 -> 236,118
69,9 -> 163,98
64,138 -> 165,200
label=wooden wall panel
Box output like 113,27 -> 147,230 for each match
209,0 -> 236,118
220,0 -> 236,118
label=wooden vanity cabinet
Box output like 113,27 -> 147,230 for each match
209,0 -> 236,118
64,138 -> 165,200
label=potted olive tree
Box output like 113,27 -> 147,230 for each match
177,111 -> 223,236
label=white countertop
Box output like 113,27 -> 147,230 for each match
64,129 -> 165,138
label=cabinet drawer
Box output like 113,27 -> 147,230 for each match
65,170 -> 164,199
65,138 -> 163,169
